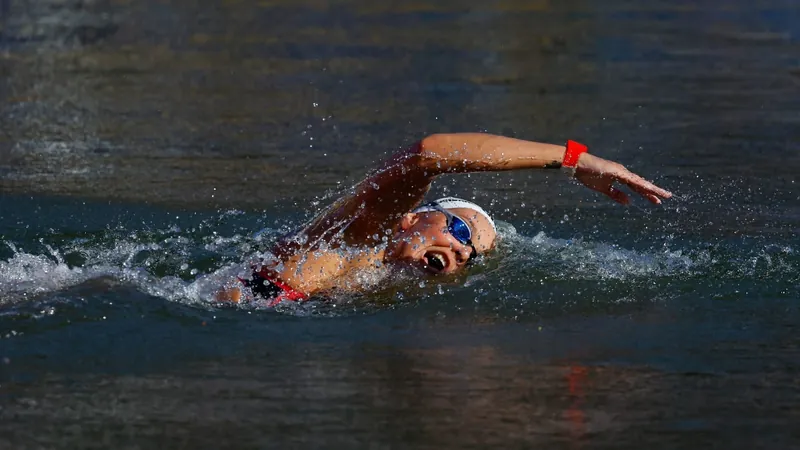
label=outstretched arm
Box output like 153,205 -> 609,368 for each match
417,133 -> 568,172
417,133 -> 672,204
301,133 -> 672,247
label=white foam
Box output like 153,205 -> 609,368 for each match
0,242 -> 120,305
1,219 -> 794,312
496,225 -> 696,281
0,237 -> 252,308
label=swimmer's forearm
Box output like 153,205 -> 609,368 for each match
410,133 -> 673,205
415,133 -> 566,174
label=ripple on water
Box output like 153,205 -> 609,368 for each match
0,211 -> 796,326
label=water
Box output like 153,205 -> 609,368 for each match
1,0 -> 799,448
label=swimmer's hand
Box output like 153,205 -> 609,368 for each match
215,286 -> 242,304
575,153 -> 673,205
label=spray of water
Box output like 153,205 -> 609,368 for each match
0,212 -> 796,317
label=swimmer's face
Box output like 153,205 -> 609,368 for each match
386,207 -> 496,275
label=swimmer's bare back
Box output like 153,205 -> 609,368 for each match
216,133 -> 672,303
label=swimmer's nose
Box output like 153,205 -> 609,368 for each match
454,244 -> 472,263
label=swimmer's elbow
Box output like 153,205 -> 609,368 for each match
403,134 -> 449,174
417,134 -> 445,158
388,134 -> 465,177
418,133 -> 478,169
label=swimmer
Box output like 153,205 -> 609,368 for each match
217,133 -> 672,305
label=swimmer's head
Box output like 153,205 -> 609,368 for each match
386,197 -> 497,275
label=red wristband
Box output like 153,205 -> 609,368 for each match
562,140 -> 588,168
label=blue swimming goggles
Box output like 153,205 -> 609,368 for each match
425,201 -> 478,261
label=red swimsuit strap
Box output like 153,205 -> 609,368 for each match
267,276 -> 308,301
254,267 -> 308,305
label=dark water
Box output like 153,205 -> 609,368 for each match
1,0 -> 799,448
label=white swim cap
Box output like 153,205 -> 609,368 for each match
413,197 -> 496,233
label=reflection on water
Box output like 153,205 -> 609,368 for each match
1,0 -> 799,448
0,194 -> 797,448
3,316 -> 799,448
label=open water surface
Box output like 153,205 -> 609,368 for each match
1,0 -> 799,448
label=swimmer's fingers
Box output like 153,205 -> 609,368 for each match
575,153 -> 672,204
608,186 -> 630,205
615,170 -> 673,204
575,172 -> 630,204
591,177 -> 656,205
575,154 -> 672,205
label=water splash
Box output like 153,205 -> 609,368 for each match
0,214 -> 796,317
498,226 -> 695,281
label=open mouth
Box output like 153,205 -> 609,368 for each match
424,252 -> 446,272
